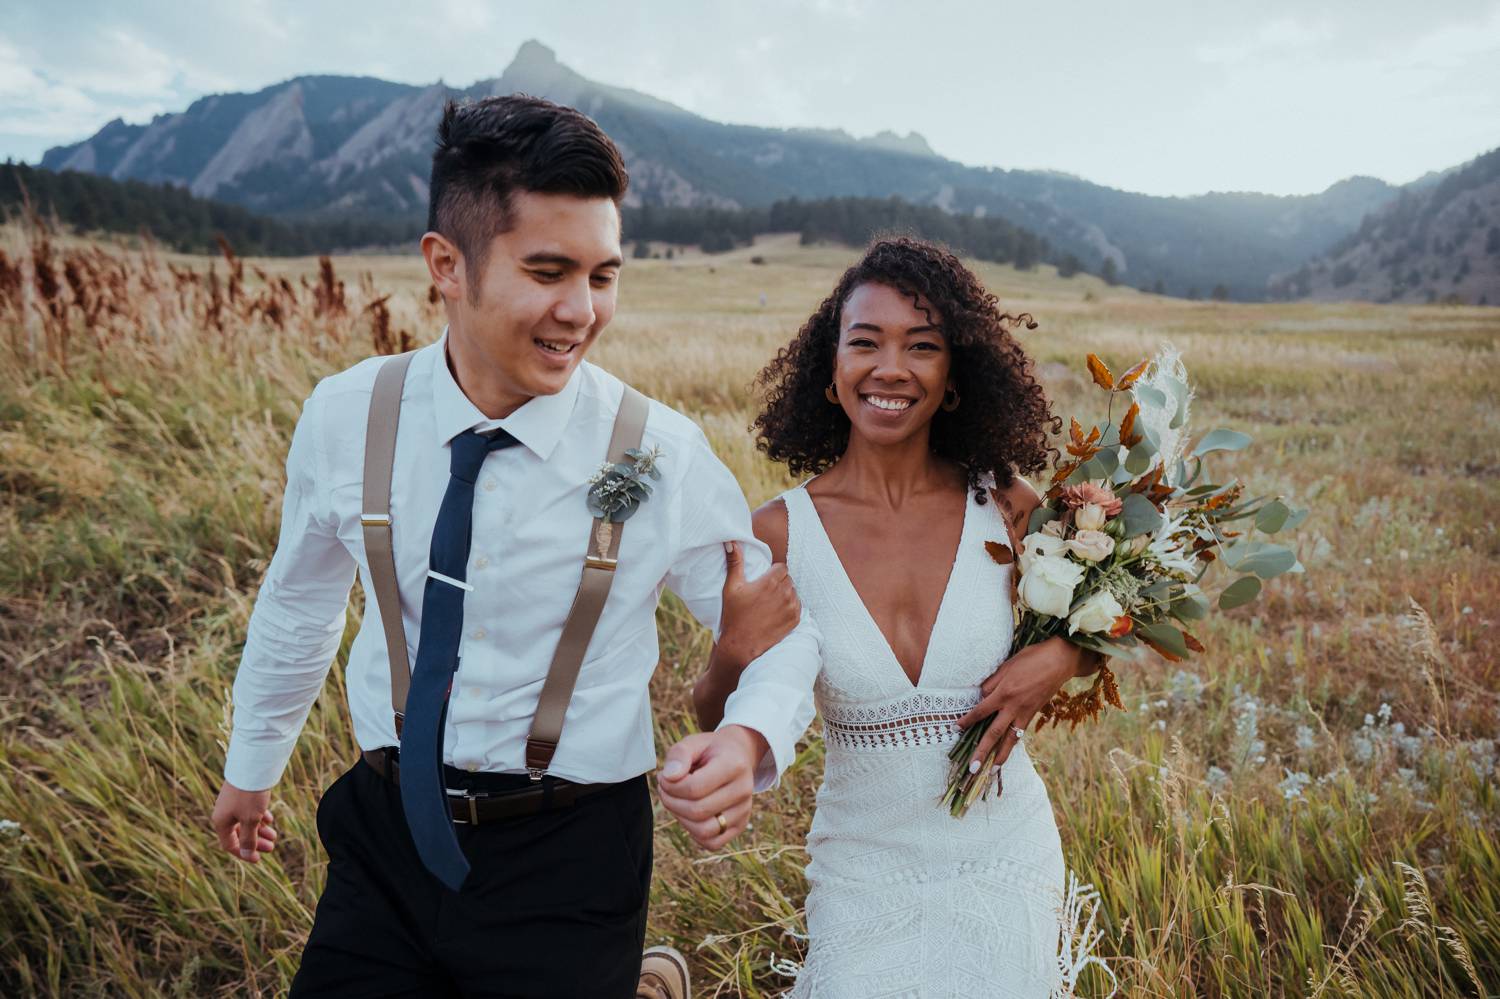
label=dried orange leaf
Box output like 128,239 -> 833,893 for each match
1069,417 -> 1085,447
1138,633 -> 1184,663
984,541 -> 1014,565
1117,358 -> 1150,389
1182,631 -> 1206,653
1085,424 -> 1102,445
1118,402 -> 1139,446
1086,353 -> 1115,390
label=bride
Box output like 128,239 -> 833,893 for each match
687,237 -> 1104,997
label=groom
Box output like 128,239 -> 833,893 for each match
209,94 -> 819,997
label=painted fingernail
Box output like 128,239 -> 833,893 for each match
968,759 -> 980,775
240,848 -> 253,859
992,766 -> 1001,780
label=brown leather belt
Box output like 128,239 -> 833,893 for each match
360,748 -> 614,825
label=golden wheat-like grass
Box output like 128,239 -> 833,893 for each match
0,222 -> 1497,996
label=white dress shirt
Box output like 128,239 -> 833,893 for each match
224,332 -> 820,792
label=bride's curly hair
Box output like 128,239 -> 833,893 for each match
753,236 -> 1059,498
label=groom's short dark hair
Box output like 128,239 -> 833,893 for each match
428,95 -> 629,272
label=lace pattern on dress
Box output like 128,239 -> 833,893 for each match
821,691 -> 976,752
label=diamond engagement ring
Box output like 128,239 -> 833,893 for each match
1011,726 -> 1025,740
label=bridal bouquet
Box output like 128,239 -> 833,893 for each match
944,347 -> 1308,816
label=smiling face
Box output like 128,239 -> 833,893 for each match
831,282 -> 953,447
425,190 -> 623,411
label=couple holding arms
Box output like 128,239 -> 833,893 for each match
210,94 -> 1103,998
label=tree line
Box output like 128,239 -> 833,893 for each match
5,163 -> 1096,280
622,196 -> 1059,271
1,162 -> 421,255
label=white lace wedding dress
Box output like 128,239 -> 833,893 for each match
781,482 -> 1068,999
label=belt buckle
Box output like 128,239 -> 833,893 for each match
446,787 -> 488,825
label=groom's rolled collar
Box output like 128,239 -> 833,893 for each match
429,326 -> 581,461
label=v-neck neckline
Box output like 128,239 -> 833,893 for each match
799,481 -> 972,691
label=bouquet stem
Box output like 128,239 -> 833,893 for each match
943,713 -> 1004,817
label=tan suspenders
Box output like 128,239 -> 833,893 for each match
359,350 -> 650,780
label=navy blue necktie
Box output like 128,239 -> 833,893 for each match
399,427 -> 519,891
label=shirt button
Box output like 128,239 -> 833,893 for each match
474,555 -> 490,569
465,763 -> 479,772
471,627 -> 487,640
464,687 -> 481,700
482,477 -> 497,492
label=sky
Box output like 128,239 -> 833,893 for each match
2,0 -> 1498,198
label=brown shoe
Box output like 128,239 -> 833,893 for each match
637,945 -> 690,999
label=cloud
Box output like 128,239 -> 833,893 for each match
1,1 -> 1496,195
1194,16 -> 1333,65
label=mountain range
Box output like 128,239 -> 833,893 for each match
39,41 -> 1496,303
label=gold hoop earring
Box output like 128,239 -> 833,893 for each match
942,387 -> 961,412
825,384 -> 840,405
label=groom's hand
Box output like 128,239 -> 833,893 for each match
211,780 -> 279,864
655,725 -> 768,850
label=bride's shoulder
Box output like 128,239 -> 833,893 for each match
749,496 -> 790,564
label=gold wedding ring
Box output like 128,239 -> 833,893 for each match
714,812 -> 728,834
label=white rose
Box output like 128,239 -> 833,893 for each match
1019,532 -> 1069,575
1017,554 -> 1086,618
1075,502 -> 1107,532
1066,529 -> 1115,562
1068,591 -> 1125,635
1124,534 -> 1151,556
1041,518 -> 1066,538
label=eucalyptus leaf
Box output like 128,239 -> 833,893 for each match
1120,492 -> 1163,538
1125,436 -> 1157,474
1095,448 -> 1120,475
1111,463 -> 1134,486
1134,384 -> 1168,411
1181,457 -> 1203,488
1218,575 -> 1262,609
1191,429 -> 1252,458
1028,506 -> 1059,535
1170,590 -> 1210,620
1167,376 -> 1190,429
1136,621 -> 1190,658
1255,499 -> 1291,533
1283,507 -> 1310,531
1235,544 -> 1298,579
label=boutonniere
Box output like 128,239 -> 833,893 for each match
586,445 -> 665,524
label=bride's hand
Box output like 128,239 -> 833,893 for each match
692,541 -> 800,731
956,637 -> 1090,774
715,540 -> 800,671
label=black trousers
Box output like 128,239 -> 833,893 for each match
289,757 -> 652,999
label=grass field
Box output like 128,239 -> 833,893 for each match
1,223 -> 1497,997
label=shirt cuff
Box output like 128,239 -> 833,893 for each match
223,734 -> 297,793
717,686 -> 812,792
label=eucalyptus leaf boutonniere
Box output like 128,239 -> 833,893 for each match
586,445 -> 665,524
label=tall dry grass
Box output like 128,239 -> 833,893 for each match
1,222 -> 1497,997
